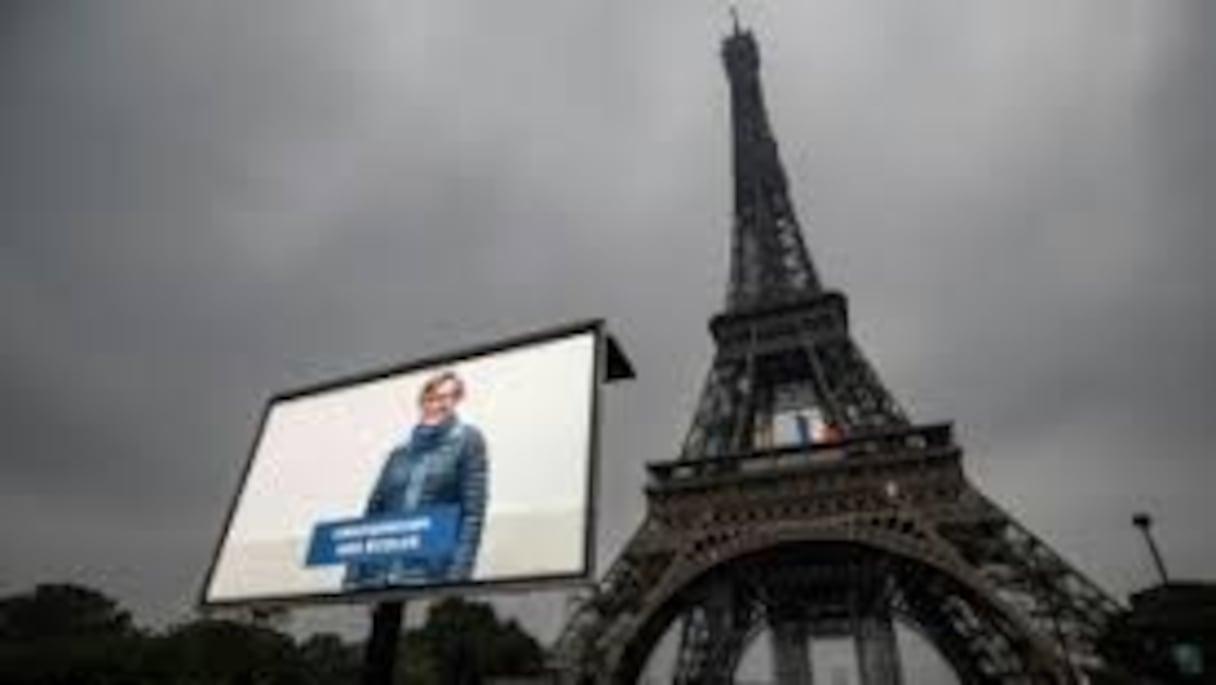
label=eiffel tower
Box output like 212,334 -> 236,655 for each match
554,19 -> 1124,685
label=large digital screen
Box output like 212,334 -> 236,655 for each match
201,323 -> 600,606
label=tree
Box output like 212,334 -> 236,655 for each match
0,583 -> 144,684
398,597 -> 545,685
0,583 -> 363,685
144,618 -> 309,685
0,583 -> 545,684
0,583 -> 135,641
298,633 -> 361,685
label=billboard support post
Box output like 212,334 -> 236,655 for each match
361,600 -> 405,685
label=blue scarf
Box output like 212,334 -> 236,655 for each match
397,416 -> 458,511
409,415 -> 456,448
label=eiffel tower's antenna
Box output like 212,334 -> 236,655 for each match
729,5 -> 741,34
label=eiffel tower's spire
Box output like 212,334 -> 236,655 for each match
722,19 -> 821,312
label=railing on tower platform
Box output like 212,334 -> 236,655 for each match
647,423 -> 957,491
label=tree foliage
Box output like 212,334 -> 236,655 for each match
0,583 -> 135,641
397,597 -> 545,684
0,584 -> 143,684
0,584 -> 545,685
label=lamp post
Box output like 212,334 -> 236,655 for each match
1132,512 -> 1170,585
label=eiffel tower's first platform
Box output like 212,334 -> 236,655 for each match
553,20 -> 1123,685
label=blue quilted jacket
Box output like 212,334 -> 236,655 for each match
343,418 -> 488,589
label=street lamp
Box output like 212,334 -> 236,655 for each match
1132,512 -> 1170,585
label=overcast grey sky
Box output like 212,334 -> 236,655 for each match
1,0 -> 1212,671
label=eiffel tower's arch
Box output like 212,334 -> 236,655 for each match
554,425 -> 1119,684
608,527 -> 1067,685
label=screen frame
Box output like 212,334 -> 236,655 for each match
197,319 -> 605,610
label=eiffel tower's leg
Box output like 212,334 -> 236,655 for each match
673,578 -> 752,684
938,490 -> 1122,678
770,619 -> 814,685
855,611 -> 902,685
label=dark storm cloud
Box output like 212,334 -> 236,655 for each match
1,1 -> 1211,665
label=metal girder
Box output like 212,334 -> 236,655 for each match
856,610 -> 903,685
770,619 -> 814,685
937,496 -> 1121,672
673,579 -> 756,684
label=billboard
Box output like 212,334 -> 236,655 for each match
201,323 -> 601,606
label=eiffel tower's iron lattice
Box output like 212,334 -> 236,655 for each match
554,21 -> 1122,685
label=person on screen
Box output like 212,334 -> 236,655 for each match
343,371 -> 488,589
